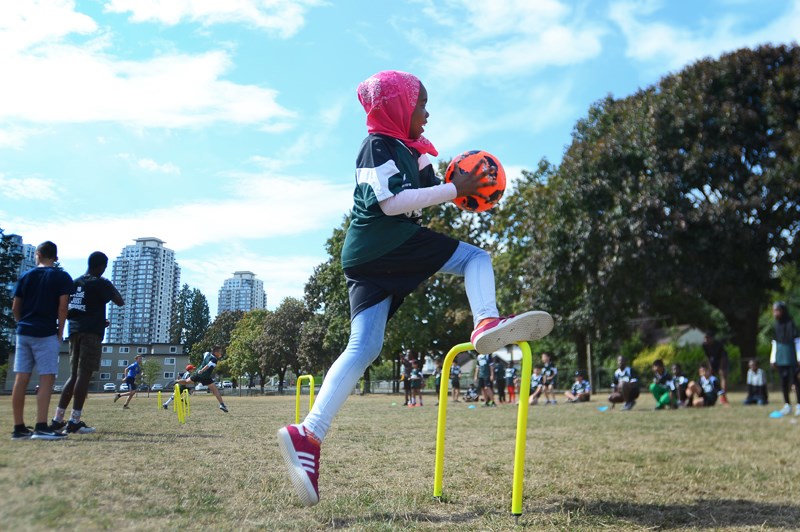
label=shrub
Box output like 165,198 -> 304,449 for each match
632,343 -> 744,384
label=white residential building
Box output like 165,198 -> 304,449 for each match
217,271 -> 266,315
107,237 -> 180,344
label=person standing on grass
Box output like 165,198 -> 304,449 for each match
277,70 -> 553,507
114,354 -> 142,409
175,346 -> 229,413
770,301 -> 800,416
702,330 -> 730,406
51,251 -> 124,434
504,363 -> 518,404
541,352 -> 558,405
433,358 -> 442,405
10,241 -> 74,440
408,359 -> 423,407
608,356 -> 640,410
474,352 -> 496,407
493,355 -> 507,404
450,361 -> 462,402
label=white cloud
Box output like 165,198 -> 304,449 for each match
609,0 -> 800,71
0,174 -> 58,200
118,153 -> 181,175
105,0 -> 324,39
413,0 -> 604,80
0,2 -> 296,130
6,174 -> 352,262
0,126 -> 42,149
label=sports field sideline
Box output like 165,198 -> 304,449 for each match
1,391 -> 798,530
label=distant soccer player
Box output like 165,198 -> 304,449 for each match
163,364 -> 195,410
115,355 -> 143,409
176,346 -> 229,413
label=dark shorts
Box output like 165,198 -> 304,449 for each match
478,377 -> 492,389
125,377 -> 136,388
69,332 -> 102,373
403,379 -> 412,391
703,394 -> 718,407
411,381 -> 422,389
530,384 -> 543,394
451,376 -> 460,389
191,373 -> 214,386
709,356 -> 729,374
345,228 -> 459,321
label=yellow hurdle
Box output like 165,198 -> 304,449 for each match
295,375 -> 316,424
174,384 -> 186,424
157,391 -> 162,409
433,341 -> 532,516
182,388 -> 190,417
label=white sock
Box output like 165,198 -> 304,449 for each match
53,407 -> 66,423
70,409 -> 82,423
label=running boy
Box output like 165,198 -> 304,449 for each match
10,241 -> 73,440
163,364 -> 195,409
278,70 -> 553,506
176,347 -> 229,413
115,355 -> 142,409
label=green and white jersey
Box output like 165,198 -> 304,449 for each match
195,352 -> 218,380
342,134 -> 439,268
477,354 -> 493,379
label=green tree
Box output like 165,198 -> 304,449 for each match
257,297 -> 311,392
193,310 -> 245,373
0,228 -> 22,377
140,358 -> 162,395
170,284 -> 210,358
226,310 -> 270,390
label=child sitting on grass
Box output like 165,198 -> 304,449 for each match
529,364 -> 544,405
649,359 -> 673,410
743,359 -> 768,405
564,371 -> 591,402
685,363 -> 721,407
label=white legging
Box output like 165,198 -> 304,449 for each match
303,241 -> 498,441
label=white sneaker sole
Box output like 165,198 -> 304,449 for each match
277,428 -> 320,507
472,311 -> 554,354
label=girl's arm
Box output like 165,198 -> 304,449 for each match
379,183 -> 457,216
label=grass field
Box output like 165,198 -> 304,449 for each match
1,389 -> 799,531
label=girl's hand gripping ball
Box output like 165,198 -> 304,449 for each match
444,150 -> 506,212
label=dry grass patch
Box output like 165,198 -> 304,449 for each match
1,391 -> 799,530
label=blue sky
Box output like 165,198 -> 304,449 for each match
2,0 -> 799,315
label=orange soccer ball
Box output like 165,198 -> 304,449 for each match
444,150 -> 506,212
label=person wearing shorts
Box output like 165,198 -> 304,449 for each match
115,355 -> 143,409
450,363 -> 461,402
51,251 -> 123,434
686,363 -> 721,407
177,346 -> 228,412
11,241 -> 73,440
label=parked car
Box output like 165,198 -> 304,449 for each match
103,383 -> 117,392
220,381 -> 233,389
151,383 -> 164,391
53,384 -> 64,392
195,383 -> 209,392
138,384 -> 149,391
119,383 -> 130,392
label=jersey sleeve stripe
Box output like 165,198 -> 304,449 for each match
356,159 -> 400,202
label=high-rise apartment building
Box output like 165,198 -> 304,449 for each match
6,234 -> 36,278
217,271 -> 266,315
107,237 -> 180,344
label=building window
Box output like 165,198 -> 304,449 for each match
165,358 -> 176,365
117,373 -> 125,380
119,347 -> 130,354
164,372 -> 174,379
169,346 -> 178,353
100,373 -> 111,380
101,359 -> 111,367
137,347 -> 147,354
102,346 -> 113,353
119,360 -> 128,367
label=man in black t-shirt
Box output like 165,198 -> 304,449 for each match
50,252 -> 124,434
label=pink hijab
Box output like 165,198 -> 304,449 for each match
357,70 -> 438,156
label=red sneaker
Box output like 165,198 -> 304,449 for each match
277,424 -> 320,506
470,311 -> 554,354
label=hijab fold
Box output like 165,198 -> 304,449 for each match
357,70 -> 438,156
